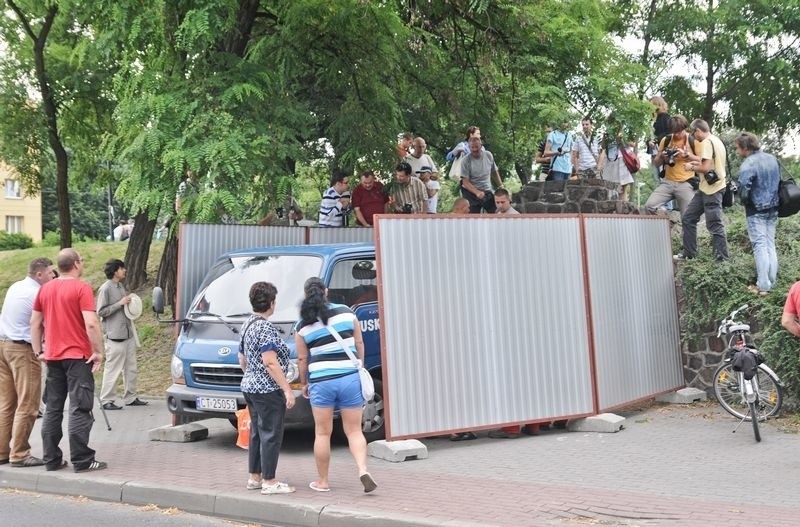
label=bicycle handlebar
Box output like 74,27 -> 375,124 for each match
716,304 -> 750,337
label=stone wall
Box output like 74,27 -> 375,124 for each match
514,179 -> 641,215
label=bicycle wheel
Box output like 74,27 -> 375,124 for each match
749,401 -> 761,442
713,363 -> 783,421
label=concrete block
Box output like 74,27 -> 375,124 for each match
656,387 -> 708,404
320,506 -> 450,527
122,481 -> 215,514
148,423 -> 208,442
367,439 -> 428,462
567,413 -> 625,433
215,492 -> 320,527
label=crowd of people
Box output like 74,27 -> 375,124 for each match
0,251 -> 144,472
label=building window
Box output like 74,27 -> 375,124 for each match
5,216 -> 23,234
4,179 -> 21,198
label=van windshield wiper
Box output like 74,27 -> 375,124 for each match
187,311 -> 240,334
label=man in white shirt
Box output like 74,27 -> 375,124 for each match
0,257 -> 56,467
404,137 -> 439,179
571,117 -> 601,179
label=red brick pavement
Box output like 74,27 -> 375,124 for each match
2,401 -> 799,526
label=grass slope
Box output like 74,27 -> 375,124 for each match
0,241 -> 175,397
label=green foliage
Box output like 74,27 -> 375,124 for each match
41,231 -> 61,247
0,231 -> 33,251
678,212 -> 800,402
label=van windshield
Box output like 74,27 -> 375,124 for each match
188,255 -> 322,322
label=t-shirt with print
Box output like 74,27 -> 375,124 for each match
33,278 -> 95,360
239,315 -> 290,394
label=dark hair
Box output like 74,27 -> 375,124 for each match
103,259 -> 126,279
249,281 -> 277,313
360,170 -> 375,179
28,257 -> 53,277
330,169 -> 349,187
581,116 -> 592,124
395,162 -> 412,176
494,188 -> 511,199
465,126 -> 480,140
300,277 -> 330,325
669,115 -> 689,133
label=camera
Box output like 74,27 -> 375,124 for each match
401,203 -> 413,214
705,170 -> 720,185
664,147 -> 679,167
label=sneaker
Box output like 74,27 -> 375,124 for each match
246,478 -> 262,490
125,398 -> 149,406
74,460 -> 107,473
102,402 -> 123,410
10,455 -> 44,467
261,481 -> 295,495
746,285 -> 769,296
673,253 -> 691,261
0,459 -> 9,465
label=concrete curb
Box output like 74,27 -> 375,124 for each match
0,467 -> 449,527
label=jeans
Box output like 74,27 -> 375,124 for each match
41,359 -> 97,470
551,171 -> 570,182
650,159 -> 673,211
746,210 -> 778,291
681,190 -> 729,260
244,391 -> 286,479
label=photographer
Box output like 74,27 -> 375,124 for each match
674,119 -> 729,261
389,162 -> 428,214
543,120 -> 575,181
645,115 -> 701,215
318,171 -> 352,227
460,135 -> 502,213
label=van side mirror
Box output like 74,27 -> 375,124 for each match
152,286 -> 165,315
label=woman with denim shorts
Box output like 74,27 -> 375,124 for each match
295,277 -> 377,493
238,282 -> 296,495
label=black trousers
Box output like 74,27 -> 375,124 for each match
460,188 -> 496,214
244,391 -> 286,479
41,359 -> 96,470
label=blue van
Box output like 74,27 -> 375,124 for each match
153,243 -> 385,441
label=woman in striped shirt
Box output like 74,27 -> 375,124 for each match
295,277 -> 377,493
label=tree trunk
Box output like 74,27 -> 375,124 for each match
514,161 -> 531,187
124,211 -> 156,290
157,222 -> 180,318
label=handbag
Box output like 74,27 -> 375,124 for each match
448,155 -> 463,180
778,178 -> 800,217
620,147 -> 640,174
321,318 -> 375,402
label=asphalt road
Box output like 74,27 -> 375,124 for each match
0,488 -> 274,527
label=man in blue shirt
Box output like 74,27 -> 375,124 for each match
736,132 -> 781,295
544,120 -> 575,181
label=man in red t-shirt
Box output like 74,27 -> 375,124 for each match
351,170 -> 388,227
781,281 -> 800,337
31,248 -> 106,473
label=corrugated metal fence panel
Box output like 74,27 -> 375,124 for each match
178,224 -> 305,317
307,227 -> 374,245
376,216 -> 595,439
583,217 -> 683,411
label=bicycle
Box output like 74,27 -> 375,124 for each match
712,304 -> 784,442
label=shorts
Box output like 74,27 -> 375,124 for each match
309,372 -> 363,409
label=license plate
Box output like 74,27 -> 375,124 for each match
195,396 -> 237,412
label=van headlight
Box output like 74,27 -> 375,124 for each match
171,355 -> 185,384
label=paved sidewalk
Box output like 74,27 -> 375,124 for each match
1,399 -> 799,526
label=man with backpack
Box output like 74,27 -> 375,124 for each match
674,119 -> 730,261
645,115 -> 702,215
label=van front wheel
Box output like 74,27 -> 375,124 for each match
362,379 -> 385,443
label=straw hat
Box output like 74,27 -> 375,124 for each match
124,293 -> 143,320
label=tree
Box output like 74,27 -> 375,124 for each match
623,0 -> 800,138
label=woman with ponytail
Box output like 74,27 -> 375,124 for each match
295,277 -> 377,493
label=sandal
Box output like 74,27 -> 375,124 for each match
246,478 -> 262,490
359,472 -> 377,493
309,481 -> 330,492
261,481 -> 295,495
